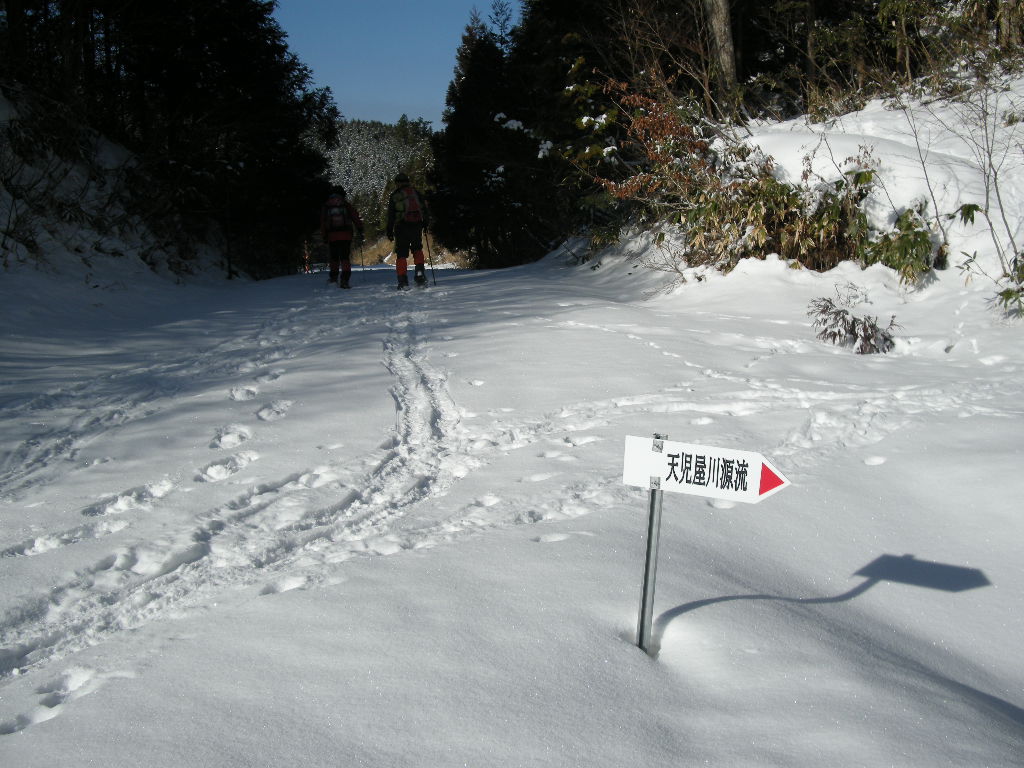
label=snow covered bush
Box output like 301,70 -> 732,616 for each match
863,204 -> 936,284
595,87 -> 887,277
807,285 -> 901,354
589,78 -> 981,297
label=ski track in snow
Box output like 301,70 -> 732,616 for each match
1,283 -> 1018,726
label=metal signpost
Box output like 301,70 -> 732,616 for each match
623,434 -> 791,655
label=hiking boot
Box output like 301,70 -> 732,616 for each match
340,280 -> 350,289
397,275 -> 409,290
414,266 -> 427,286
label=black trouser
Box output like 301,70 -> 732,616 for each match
394,222 -> 425,284
328,239 -> 353,284
394,221 -> 423,260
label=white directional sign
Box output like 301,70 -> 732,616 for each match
623,435 -> 790,504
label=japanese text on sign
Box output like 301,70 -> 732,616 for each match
666,452 -> 749,493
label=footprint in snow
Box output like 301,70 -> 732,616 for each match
80,479 -> 174,517
259,575 -> 308,596
2,517 -> 129,558
539,450 -> 579,463
521,472 -> 559,483
196,451 -> 259,482
229,386 -> 259,401
563,435 -> 601,447
257,400 -> 293,422
0,667 -> 130,735
255,369 -> 286,383
532,533 -> 571,544
209,424 -> 252,450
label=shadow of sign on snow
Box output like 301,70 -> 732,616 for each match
649,555 -> 1024,730
852,553 -> 990,591
653,554 -> 990,653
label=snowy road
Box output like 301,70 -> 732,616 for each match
2,258 -> 1023,765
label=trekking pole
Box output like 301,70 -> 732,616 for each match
425,230 -> 437,286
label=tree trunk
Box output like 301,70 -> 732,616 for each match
899,15 -> 911,84
805,0 -> 818,89
703,0 -> 737,115
997,0 -> 1022,47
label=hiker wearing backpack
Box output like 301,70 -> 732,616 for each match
320,187 -> 364,289
386,173 -> 429,289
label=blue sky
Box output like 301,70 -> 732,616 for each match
272,1 -> 516,130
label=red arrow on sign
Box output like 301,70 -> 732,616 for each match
759,464 -> 787,496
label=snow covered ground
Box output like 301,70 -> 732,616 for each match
2,249 -> 1022,766
3,86 -> 1024,765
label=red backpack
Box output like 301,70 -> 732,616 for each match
398,186 -> 423,223
325,195 -> 349,231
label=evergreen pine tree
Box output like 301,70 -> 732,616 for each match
430,11 -> 515,266
0,0 -> 338,277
